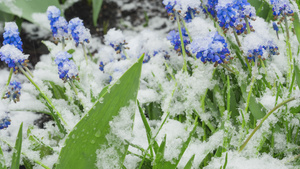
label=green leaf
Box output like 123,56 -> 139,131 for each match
183,154 -> 195,169
153,135 -> 168,167
248,0 -> 272,21
0,11 -> 14,22
67,49 -> 75,55
92,0 -> 103,26
240,82 -> 266,119
47,81 -> 67,100
293,13 -> 300,50
11,122 -> 23,169
22,157 -> 33,169
0,144 -> 7,169
295,62 -> 300,90
0,0 -> 60,29
56,55 -> 144,169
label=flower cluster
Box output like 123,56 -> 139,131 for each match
202,0 -> 218,17
215,0 -> 255,34
3,80 -> 22,103
47,6 -> 68,40
0,44 -> 29,72
167,28 -> 190,55
68,18 -> 91,46
189,32 -> 231,65
246,41 -> 279,62
0,114 -> 11,130
3,22 -> 23,52
47,6 -> 91,44
162,0 -> 201,22
105,28 -> 129,54
270,0 -> 294,17
55,51 -> 79,82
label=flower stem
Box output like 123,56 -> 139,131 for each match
82,43 -> 88,65
233,30 -> 241,47
239,97 -> 296,152
18,66 -> 68,134
24,67 -> 34,78
284,15 -> 293,84
1,68 -> 13,98
244,16 -> 251,34
175,13 -> 187,72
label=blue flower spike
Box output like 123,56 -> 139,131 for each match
3,22 -> 23,52
105,28 -> 129,54
273,22 -> 279,39
47,6 -> 69,41
0,44 -> 29,73
68,17 -> 91,47
167,28 -> 191,55
55,51 -> 79,82
246,41 -> 279,63
271,0 -> 294,27
0,113 -> 11,130
162,0 -> 201,22
190,32 -> 231,66
3,80 -> 22,103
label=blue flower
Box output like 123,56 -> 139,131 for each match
246,41 -> 279,62
162,0 -> 201,21
99,61 -> 104,71
202,0 -> 218,17
0,44 -> 29,71
167,28 -> 190,55
47,6 -> 68,40
273,22 -> 279,32
68,18 -> 91,46
270,0 -> 293,17
190,32 -> 231,64
0,114 -> 11,130
55,51 -> 79,82
3,22 -> 23,52
216,0 -> 255,34
105,28 -> 128,54
3,80 -> 22,103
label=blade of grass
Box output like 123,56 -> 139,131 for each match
11,122 -> 23,169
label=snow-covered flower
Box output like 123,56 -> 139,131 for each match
3,22 -> 23,52
0,113 -> 11,130
162,0 -> 201,22
47,6 -> 68,40
55,51 -> 79,82
0,44 -> 29,71
105,28 -> 128,54
68,17 -> 91,46
216,0 -> 255,34
189,32 -> 231,64
202,0 -> 218,17
246,41 -> 279,62
3,80 -> 22,103
270,0 -> 294,16
167,28 -> 190,55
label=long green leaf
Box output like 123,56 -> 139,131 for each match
11,123 -> 23,169
183,154 -> 195,169
92,0 -> 103,26
294,13 -> 300,48
56,55 -> 144,169
0,144 -> 7,169
295,64 -> 300,89
0,0 -> 60,29
240,82 -> 266,119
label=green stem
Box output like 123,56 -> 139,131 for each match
123,48 -> 129,59
24,67 -> 34,78
18,66 -> 68,134
82,43 -> 88,65
1,68 -> 13,98
181,19 -> 193,42
233,31 -> 242,47
284,15 -> 293,84
244,16 -> 251,34
239,97 -> 296,152
175,13 -> 187,72
62,38 -> 65,51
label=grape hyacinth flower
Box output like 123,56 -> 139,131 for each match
189,32 -> 231,66
0,44 -> 29,72
162,0 -> 201,22
0,113 -> 11,130
55,51 -> 79,82
47,6 -> 69,40
3,80 -> 21,103
105,28 -> 129,54
3,22 -> 23,52
167,28 -> 191,55
216,0 -> 256,34
68,18 -> 91,46
202,0 -> 218,18
246,41 -> 279,62
270,0 -> 294,18
273,22 -> 279,39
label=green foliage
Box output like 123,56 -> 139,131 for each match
55,55 -> 144,169
0,144 -> 7,169
92,0 -> 103,26
11,123 -> 23,169
0,0 -> 60,28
